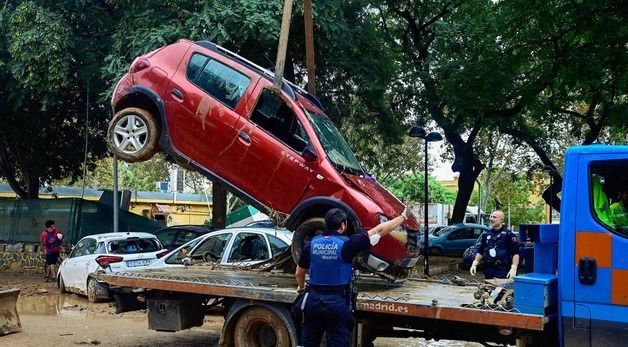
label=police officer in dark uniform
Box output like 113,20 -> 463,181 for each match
470,210 -> 520,279
295,207 -> 410,347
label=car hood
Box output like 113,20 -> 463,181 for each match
342,173 -> 419,230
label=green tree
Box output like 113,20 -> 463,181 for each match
387,172 -> 456,205
0,1 -> 112,198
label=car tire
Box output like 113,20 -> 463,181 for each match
233,306 -> 290,347
58,275 -> 66,293
291,217 -> 326,264
107,107 -> 160,163
87,277 -> 107,303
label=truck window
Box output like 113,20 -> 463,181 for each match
591,162 -> 628,235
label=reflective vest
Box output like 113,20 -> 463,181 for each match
610,202 -> 628,226
308,234 -> 353,286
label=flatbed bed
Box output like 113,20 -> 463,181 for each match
98,267 -> 548,345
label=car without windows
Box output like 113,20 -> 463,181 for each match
108,39 -> 420,279
147,227 -> 292,269
57,232 -> 167,302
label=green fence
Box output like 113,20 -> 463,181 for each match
0,198 -> 163,245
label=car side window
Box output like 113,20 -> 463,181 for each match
249,89 -> 310,154
154,229 -> 177,245
186,53 -> 208,81
191,233 -> 233,260
228,233 -> 268,262
70,240 -> 87,258
84,239 -> 97,255
191,57 -> 251,109
267,235 -> 289,256
177,231 -> 200,246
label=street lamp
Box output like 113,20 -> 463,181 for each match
409,126 -> 443,275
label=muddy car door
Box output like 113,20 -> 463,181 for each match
163,49 -> 259,178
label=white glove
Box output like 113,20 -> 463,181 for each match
56,233 -> 63,240
402,205 -> 411,219
369,233 -> 381,246
470,260 -> 479,276
506,265 -> 518,279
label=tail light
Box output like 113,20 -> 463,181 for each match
156,250 -> 169,259
95,255 -> 124,267
129,57 -> 150,73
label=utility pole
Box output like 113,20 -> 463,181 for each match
273,0 -> 295,91
304,0 -> 316,95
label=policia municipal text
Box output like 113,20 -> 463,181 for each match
295,207 -> 411,346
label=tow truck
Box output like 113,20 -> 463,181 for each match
98,145 -> 628,346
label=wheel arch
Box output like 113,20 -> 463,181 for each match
285,197 -> 363,235
113,86 -> 167,146
220,299 -> 297,347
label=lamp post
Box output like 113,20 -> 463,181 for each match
409,126 -> 443,275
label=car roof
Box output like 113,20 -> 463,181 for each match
447,223 -> 490,229
82,232 -> 158,241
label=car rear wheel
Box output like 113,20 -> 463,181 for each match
291,217 -> 326,264
87,277 -> 107,303
107,107 -> 160,162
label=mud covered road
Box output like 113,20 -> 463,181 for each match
0,271 -> 481,347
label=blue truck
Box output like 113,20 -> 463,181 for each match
97,144 -> 628,346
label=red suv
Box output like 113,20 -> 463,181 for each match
109,39 -> 420,279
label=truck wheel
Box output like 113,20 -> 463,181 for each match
234,306 -> 290,347
107,107 -> 160,163
291,217 -> 326,264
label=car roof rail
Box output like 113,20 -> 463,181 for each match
194,40 -> 323,111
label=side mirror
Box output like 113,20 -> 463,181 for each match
302,142 -> 318,162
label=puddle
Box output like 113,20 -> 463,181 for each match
17,294 -> 89,316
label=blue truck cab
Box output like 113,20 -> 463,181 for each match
515,145 -> 628,347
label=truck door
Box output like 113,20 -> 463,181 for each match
569,151 -> 628,347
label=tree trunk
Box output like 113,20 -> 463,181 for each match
0,137 -> 39,199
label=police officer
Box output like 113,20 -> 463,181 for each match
295,207 -> 411,347
470,210 -> 520,279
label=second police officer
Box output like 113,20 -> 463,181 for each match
470,210 -> 520,279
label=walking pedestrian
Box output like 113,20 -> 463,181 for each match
470,210 -> 520,279
40,220 -> 63,282
295,207 -> 411,346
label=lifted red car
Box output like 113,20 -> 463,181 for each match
108,39 -> 420,279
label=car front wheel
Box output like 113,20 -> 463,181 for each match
107,107 -> 160,162
291,217 -> 328,265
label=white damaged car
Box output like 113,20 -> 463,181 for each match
57,232 -> 167,302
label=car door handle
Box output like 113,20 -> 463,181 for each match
171,88 -> 184,100
238,130 -> 251,144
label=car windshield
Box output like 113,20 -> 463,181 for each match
108,237 -> 161,254
305,110 -> 364,175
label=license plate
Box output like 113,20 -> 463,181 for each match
126,259 -> 152,267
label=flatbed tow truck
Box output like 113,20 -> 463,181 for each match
98,266 -> 545,347
98,144 -> 628,347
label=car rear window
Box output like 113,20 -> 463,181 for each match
187,53 -> 251,109
108,237 -> 162,254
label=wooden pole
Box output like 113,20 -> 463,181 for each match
273,0 -> 295,91
304,0 -> 316,96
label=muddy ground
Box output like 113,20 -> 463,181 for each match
0,264 -> 482,347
